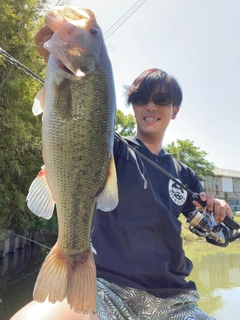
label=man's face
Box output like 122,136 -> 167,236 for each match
132,86 -> 179,140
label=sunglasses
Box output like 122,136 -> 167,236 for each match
131,92 -> 172,106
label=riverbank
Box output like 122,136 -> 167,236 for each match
0,214 -> 239,257
0,231 -> 45,258
0,230 -> 57,258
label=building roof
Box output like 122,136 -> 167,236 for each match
213,168 -> 240,178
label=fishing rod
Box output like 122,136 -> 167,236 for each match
8,232 -> 51,250
0,47 -> 44,85
114,133 -> 240,246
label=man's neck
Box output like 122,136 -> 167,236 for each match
136,134 -> 163,155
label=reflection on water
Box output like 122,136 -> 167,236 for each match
0,243 -> 46,319
0,239 -> 239,319
185,241 -> 240,320
0,232 -> 56,320
212,288 -> 240,320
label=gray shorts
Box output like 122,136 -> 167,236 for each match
96,278 -> 216,320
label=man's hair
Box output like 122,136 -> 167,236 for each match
126,68 -> 183,107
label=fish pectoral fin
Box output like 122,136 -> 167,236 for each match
32,86 -> 45,116
96,156 -> 118,212
27,166 -> 55,219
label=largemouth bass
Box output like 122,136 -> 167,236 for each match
27,6 -> 118,313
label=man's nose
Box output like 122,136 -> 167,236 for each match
146,99 -> 157,111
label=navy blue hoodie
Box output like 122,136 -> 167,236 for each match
91,135 -> 204,298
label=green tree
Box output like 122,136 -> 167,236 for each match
0,0 -> 50,232
164,139 -> 215,180
115,109 -> 136,136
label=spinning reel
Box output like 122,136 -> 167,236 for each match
187,193 -> 240,247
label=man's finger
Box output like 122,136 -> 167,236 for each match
36,32 -> 53,63
34,25 -> 53,44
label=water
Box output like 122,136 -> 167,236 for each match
185,241 -> 240,320
0,232 -> 56,320
0,239 -> 239,319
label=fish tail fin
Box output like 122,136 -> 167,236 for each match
67,250 -> 96,313
33,243 -> 96,313
33,243 -> 68,303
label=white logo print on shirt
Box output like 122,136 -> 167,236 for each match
168,179 -> 187,206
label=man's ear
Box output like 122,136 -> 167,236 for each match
172,107 -> 180,120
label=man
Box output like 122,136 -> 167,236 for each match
11,25 -> 232,320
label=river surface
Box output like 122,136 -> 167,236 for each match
0,239 -> 239,319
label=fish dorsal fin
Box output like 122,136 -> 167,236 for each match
27,166 -> 55,219
32,86 -> 45,116
96,156 -> 118,212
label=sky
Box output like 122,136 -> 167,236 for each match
52,0 -> 240,171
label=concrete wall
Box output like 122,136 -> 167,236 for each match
0,231 -> 44,258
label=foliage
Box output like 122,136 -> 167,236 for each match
0,0 -> 51,232
164,139 -> 215,180
115,109 -> 136,136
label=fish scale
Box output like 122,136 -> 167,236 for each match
43,73 -> 111,252
27,6 -> 118,313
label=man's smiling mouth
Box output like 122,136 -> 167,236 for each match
144,117 -> 160,122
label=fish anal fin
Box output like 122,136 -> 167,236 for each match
27,166 -> 55,219
32,86 -> 45,116
33,244 -> 97,313
96,156 -> 118,212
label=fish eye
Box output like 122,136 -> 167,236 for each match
89,28 -> 99,36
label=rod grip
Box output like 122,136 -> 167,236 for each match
224,215 -> 240,230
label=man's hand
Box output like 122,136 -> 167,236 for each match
193,192 -> 233,224
34,25 -> 53,63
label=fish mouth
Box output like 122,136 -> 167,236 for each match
59,61 -> 74,74
56,58 -> 85,77
44,38 -> 88,77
